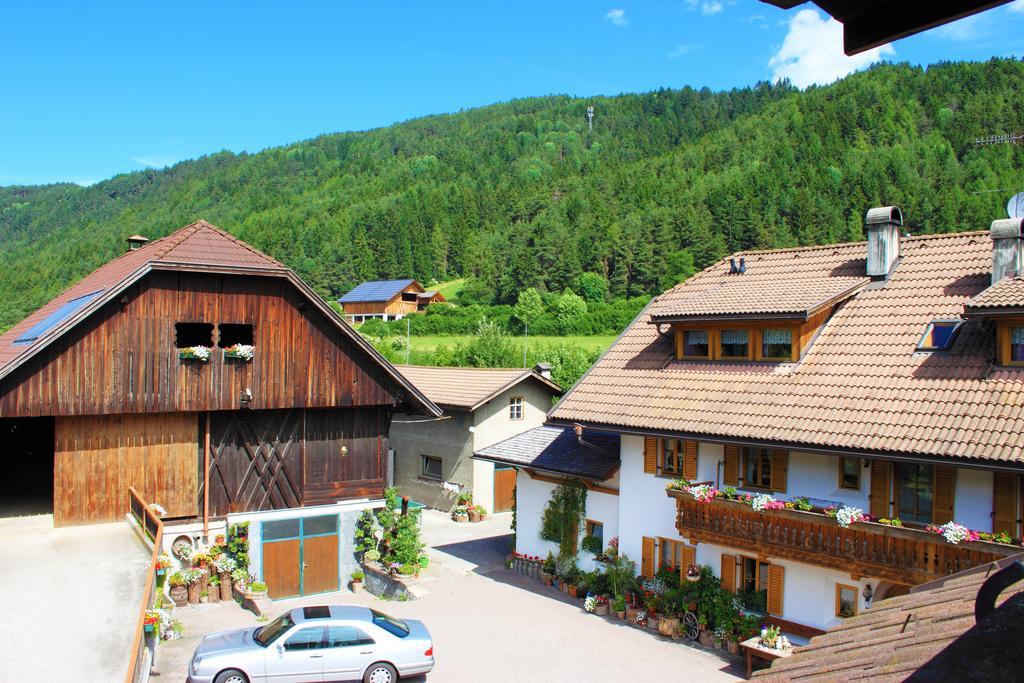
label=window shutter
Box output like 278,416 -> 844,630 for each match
679,545 -> 696,584
641,537 -> 655,579
993,473 -> 1017,536
723,445 -> 739,486
770,449 -> 788,493
720,553 -> 736,593
683,440 -> 698,481
644,437 -> 658,475
767,564 -> 785,616
933,465 -> 955,525
870,461 -> 891,518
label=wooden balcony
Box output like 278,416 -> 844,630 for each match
667,488 -> 1021,586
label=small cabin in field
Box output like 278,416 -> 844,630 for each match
338,279 -> 445,323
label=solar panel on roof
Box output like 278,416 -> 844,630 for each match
13,290 -> 104,346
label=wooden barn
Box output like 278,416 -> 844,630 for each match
338,279 -> 446,323
0,221 -> 440,529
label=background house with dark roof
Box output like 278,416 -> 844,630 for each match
389,364 -> 561,513
0,220 -> 439,599
338,278 -> 445,323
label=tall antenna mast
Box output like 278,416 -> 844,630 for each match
586,106 -> 594,134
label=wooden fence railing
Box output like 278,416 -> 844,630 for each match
125,487 -> 165,683
668,488 -> 1017,586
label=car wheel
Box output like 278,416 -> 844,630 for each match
364,661 -> 399,683
214,669 -> 248,683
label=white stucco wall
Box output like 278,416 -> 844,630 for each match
514,470 -> 620,573
618,435 -> 680,565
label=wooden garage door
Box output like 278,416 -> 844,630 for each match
494,467 -> 516,513
262,514 -> 339,599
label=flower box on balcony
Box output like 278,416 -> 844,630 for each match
223,344 -> 255,362
178,346 -> 212,362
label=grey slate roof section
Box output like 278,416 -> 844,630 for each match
474,425 -> 620,481
339,279 -> 416,303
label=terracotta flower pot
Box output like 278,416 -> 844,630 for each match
568,585 -> 577,598
615,609 -> 626,620
170,585 -> 188,607
727,640 -> 739,655
351,581 -> 364,594
595,603 -> 609,616
468,509 -> 481,523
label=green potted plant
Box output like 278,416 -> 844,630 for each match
199,588 -> 209,604
540,552 -> 555,585
612,595 -> 627,619
208,575 -> 221,603
168,571 -> 188,606
580,535 -> 602,555
350,570 -> 365,594
183,567 -> 204,604
452,505 -> 469,523
475,505 -> 487,520
246,581 -> 268,599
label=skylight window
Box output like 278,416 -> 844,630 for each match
13,290 -> 104,345
917,319 -> 962,352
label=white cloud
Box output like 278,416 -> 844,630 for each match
1009,0 -> 1024,14
684,0 -> 729,15
933,12 -> 989,41
668,43 -> 701,58
605,8 -> 627,26
768,9 -> 894,88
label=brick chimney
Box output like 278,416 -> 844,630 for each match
865,206 -> 903,278
990,218 -> 1024,284
126,235 -> 149,251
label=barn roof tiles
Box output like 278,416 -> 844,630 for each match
549,231 -> 1024,464
394,365 -> 561,411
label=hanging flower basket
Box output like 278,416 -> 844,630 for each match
179,346 -> 212,362
223,344 -> 255,362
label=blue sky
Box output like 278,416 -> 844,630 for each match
3,0 -> 1024,186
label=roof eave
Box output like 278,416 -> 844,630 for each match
963,305 -> 1024,318
470,452 -> 616,482
466,372 -> 563,412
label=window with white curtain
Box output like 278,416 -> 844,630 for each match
720,329 -> 749,358
761,328 -> 792,359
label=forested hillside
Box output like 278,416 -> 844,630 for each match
3,58 -> 1024,331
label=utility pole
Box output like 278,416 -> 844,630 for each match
523,320 -> 528,369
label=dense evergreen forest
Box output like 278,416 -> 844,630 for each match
3,58 -> 1024,332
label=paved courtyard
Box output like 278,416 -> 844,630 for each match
0,514 -> 150,682
159,510 -> 743,682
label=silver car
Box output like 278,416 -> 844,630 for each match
187,605 -> 434,683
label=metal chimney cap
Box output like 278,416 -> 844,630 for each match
865,206 -> 903,227
126,235 -> 149,251
991,218 -> 1024,241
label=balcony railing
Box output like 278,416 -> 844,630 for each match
126,487 -> 165,683
667,488 -> 1020,586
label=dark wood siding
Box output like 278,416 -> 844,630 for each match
0,271 -> 400,417
303,406 -> 388,505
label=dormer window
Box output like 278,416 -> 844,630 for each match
917,319 -> 961,352
720,329 -> 750,360
761,329 -> 793,360
681,329 -> 710,358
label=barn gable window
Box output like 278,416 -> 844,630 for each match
175,322 -> 214,348
218,323 -> 254,348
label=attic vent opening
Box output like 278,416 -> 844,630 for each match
175,322 -> 214,349
218,323 -> 254,348
917,319 -> 962,352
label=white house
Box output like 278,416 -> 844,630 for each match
390,364 -> 561,513
510,207 -> 1024,636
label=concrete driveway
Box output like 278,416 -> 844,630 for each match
159,511 -> 742,682
0,514 -> 150,682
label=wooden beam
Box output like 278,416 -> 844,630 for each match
203,411 -> 210,540
523,468 -> 618,494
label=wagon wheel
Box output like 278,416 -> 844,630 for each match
682,611 -> 700,641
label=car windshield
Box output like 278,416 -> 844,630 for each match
253,612 -> 297,647
371,609 -> 410,638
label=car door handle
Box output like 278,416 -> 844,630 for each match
310,654 -> 323,658
360,650 -> 374,655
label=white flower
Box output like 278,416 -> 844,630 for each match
226,344 -> 255,361
938,521 -> 971,544
148,503 -> 167,517
835,506 -> 866,528
751,493 -> 775,512
584,596 -> 597,613
187,346 -> 211,361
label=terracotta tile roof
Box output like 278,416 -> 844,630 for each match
648,242 -> 869,320
754,555 -> 1024,682
394,365 -> 561,411
965,275 -> 1024,312
474,425 -> 620,480
549,231 -> 1024,463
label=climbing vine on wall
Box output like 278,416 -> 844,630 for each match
539,480 -> 587,556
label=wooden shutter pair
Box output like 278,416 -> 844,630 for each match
993,472 -> 1019,536
720,553 -> 737,593
641,536 -> 655,578
644,436 -> 698,479
933,466 -> 956,525
869,461 -> 891,518
722,445 -> 787,492
720,553 -> 784,616
683,440 -> 698,481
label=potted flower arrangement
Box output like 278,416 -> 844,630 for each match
155,554 -> 173,577
168,572 -> 188,606
351,570 -> 365,594
643,591 -> 660,630
199,589 -> 209,604
243,581 -> 268,600
468,505 -> 481,523
182,567 -> 204,604
758,625 -> 791,651
685,563 -> 701,583
540,553 -> 555,585
474,505 -> 487,521
223,344 -> 255,361
231,568 -> 250,594
143,609 -> 161,634
179,345 -> 212,362
612,595 -> 627,619
452,505 -> 469,523
208,575 -> 221,603
213,555 -> 237,601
